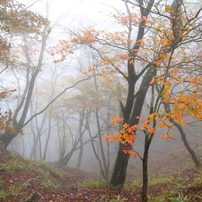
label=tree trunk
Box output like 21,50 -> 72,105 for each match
76,110 -> 85,169
0,25 -> 48,149
42,115 -> 52,160
0,132 -> 17,149
142,151 -> 149,202
110,0 -> 182,187
62,117 -> 88,167
76,135 -> 83,169
110,145 -> 130,187
110,65 -> 156,187
175,122 -> 201,167
141,133 -> 154,202
87,116 -> 106,178
163,102 -> 201,167
30,112 -> 47,158
93,71 -> 108,179
90,138 -> 105,178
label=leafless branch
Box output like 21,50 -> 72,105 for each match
22,75 -> 92,127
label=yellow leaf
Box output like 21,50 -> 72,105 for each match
165,5 -> 172,12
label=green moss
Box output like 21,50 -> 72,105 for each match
0,159 -> 27,173
78,178 -> 106,189
193,168 -> 202,187
0,184 -> 22,199
124,180 -> 142,190
149,177 -> 172,185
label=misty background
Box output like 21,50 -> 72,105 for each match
1,0 -> 201,178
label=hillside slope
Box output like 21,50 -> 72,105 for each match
1,147 -> 202,201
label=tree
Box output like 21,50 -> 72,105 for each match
51,72 -> 121,179
0,0 -> 90,149
0,0 -> 47,67
0,0 -> 49,148
52,0 -> 202,201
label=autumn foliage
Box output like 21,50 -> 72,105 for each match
51,2 -> 202,157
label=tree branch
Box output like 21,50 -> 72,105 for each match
22,76 -> 91,127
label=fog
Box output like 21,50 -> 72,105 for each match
1,0 -> 201,179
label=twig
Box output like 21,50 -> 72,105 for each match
18,192 -> 37,202
21,176 -> 41,187
94,194 -> 102,201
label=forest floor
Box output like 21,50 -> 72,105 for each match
1,146 -> 202,202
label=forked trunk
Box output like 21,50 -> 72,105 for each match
0,132 -> 17,149
110,146 -> 130,187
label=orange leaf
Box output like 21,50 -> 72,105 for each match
149,127 -> 155,133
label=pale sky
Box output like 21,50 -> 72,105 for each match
18,0 -> 125,27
